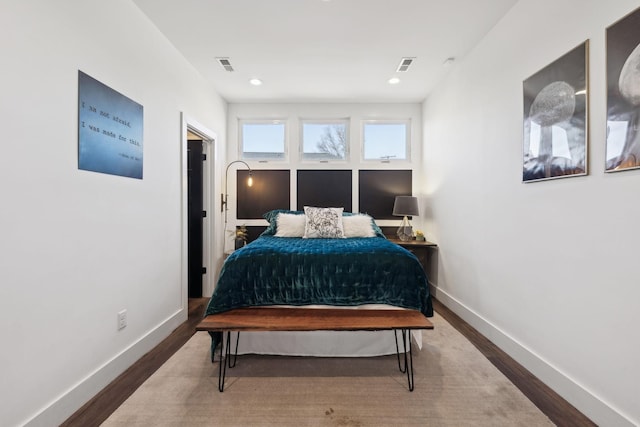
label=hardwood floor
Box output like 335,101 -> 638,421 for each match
61,298 -> 210,427
432,299 -> 596,427
62,298 -> 595,427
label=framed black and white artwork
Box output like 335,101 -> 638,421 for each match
606,7 -> 640,172
522,42 -> 589,182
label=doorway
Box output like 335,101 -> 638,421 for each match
181,115 -> 216,307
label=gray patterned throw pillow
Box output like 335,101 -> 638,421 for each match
303,206 -> 345,238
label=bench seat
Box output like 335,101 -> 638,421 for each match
196,307 -> 434,392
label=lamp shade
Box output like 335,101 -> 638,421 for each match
392,196 -> 419,217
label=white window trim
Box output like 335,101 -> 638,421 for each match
299,118 -> 350,163
361,119 -> 411,163
239,119 -> 289,162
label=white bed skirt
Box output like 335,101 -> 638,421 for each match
226,304 -> 423,357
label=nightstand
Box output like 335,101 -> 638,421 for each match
388,238 -> 437,275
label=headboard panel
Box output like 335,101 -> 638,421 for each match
297,169 -> 352,211
237,169 -> 290,219
358,170 -> 412,219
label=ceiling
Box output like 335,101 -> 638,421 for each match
133,0 -> 518,103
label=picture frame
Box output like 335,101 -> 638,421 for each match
78,71 -> 144,179
522,41 -> 589,182
605,7 -> 640,172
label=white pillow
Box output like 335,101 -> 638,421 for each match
303,206 -> 345,238
274,213 -> 306,237
342,214 -> 376,238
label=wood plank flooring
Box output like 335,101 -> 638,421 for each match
62,298 -> 596,427
60,298 -> 210,427
432,299 -> 596,427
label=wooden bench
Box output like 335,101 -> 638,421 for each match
196,307 -> 434,392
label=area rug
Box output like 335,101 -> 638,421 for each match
102,313 -> 553,426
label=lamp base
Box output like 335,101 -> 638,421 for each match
396,216 -> 413,241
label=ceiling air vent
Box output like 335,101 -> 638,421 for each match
216,57 -> 234,72
396,57 -> 415,73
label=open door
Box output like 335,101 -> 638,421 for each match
182,115 -> 216,306
187,139 -> 205,298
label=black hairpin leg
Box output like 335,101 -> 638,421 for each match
394,329 -> 415,391
218,331 -> 240,392
394,330 -> 407,373
228,331 -> 240,368
404,329 -> 415,391
217,331 -> 229,392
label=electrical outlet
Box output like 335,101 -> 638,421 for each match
117,310 -> 127,330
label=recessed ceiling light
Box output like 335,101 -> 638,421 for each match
249,78 -> 263,86
388,77 -> 400,85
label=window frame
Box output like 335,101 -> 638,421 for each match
239,119 -> 288,162
361,119 -> 411,163
299,118 -> 350,163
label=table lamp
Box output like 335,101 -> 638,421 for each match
392,196 -> 419,241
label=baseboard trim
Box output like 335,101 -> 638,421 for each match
432,286 -> 635,427
24,308 -> 187,427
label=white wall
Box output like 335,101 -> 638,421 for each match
422,0 -> 640,425
0,1 -> 226,426
225,103 -> 423,237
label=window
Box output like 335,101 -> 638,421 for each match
362,120 -> 410,161
301,120 -> 349,161
240,120 -> 286,160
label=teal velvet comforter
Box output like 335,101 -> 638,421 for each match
205,236 -> 432,317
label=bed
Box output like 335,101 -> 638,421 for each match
204,207 -> 433,358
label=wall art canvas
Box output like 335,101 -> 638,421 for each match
78,71 -> 143,179
522,42 -> 588,182
606,7 -> 640,172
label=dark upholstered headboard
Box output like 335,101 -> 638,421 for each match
296,170 -> 352,211
236,168 -> 412,243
